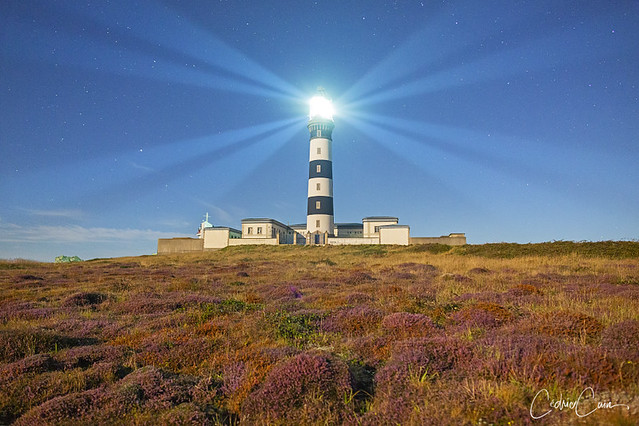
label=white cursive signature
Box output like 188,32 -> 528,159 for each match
530,387 -> 630,419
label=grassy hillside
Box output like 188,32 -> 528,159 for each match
1,243 -> 638,424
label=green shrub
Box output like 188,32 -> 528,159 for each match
269,310 -> 324,347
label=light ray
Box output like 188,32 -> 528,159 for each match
346,9 -> 630,108
351,111 -> 539,167
347,109 -> 631,209
216,136 -> 303,219
0,118 -> 300,214
336,120 -> 475,217
341,0 -> 556,104
343,112 -> 547,186
68,1 -> 302,99
73,120 -> 302,210
121,117 -> 301,171
1,17 -> 289,100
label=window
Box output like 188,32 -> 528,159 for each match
316,220 -> 320,228
247,227 -> 252,235
316,164 -> 321,173
374,226 -> 380,233
317,130 -> 322,137
316,183 -> 321,191
257,227 -> 262,235
317,147 -> 321,155
316,201 -> 321,209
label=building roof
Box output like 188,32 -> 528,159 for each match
203,226 -> 242,234
335,222 -> 363,228
241,218 -> 292,230
362,216 -> 399,222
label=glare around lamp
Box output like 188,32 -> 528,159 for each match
309,95 -> 334,120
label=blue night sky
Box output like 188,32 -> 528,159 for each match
1,1 -> 638,261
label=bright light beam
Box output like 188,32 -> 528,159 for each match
0,118 -> 300,214
345,112 -> 602,199
336,119 -> 470,212
341,0 -> 555,104
365,113 -> 636,201
350,114 -> 560,181
344,112 -> 549,187
1,17 -> 289,100
69,0 -> 303,99
73,120 -> 303,211
347,10 -> 632,109
121,117 -> 301,172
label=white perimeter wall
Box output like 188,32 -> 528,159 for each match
327,237 -> 379,245
203,228 -> 230,249
379,226 -> 410,245
229,238 -> 278,246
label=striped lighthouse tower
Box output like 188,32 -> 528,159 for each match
306,89 -> 335,241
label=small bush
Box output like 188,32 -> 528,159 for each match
452,302 -> 513,329
371,336 -> 473,422
507,283 -> 543,296
442,273 -> 472,282
389,336 -> 473,376
479,331 -> 621,388
347,335 -> 392,367
256,284 -> 306,302
602,319 -> 639,362
468,267 -> 492,274
0,302 -> 55,323
14,387 -> 104,425
62,292 -> 107,307
345,292 -> 375,305
242,352 -> 351,423
270,310 -> 323,347
0,328 -> 94,363
397,262 -> 438,274
55,345 -> 128,370
137,335 -> 216,371
310,258 -> 336,266
343,271 -> 376,285
381,312 -> 436,338
158,402 -> 214,425
322,305 -> 384,336
220,362 -> 246,397
114,366 -> 197,410
0,353 -> 59,379
535,311 -> 603,340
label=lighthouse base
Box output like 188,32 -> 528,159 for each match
306,214 -> 334,236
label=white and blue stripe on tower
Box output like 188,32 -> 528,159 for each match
306,90 -> 335,236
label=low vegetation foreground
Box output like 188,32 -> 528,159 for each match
1,242 -> 638,424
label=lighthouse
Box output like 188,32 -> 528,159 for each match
158,87 -> 468,254
306,89 -> 335,240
